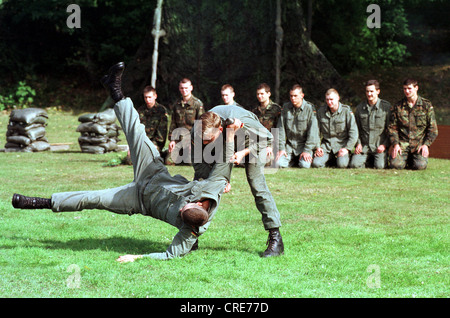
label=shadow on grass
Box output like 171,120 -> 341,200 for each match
1,236 -> 166,255
1,236 -> 258,256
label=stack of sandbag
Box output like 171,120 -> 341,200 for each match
5,108 -> 50,152
76,108 -> 121,154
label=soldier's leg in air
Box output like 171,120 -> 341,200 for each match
114,98 -> 167,182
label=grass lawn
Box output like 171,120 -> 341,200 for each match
0,109 -> 448,299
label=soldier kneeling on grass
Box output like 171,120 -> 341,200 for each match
388,78 -> 438,170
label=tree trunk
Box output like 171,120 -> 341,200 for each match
307,0 -> 313,40
281,0 -> 357,106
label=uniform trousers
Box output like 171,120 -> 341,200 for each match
277,153 -> 311,169
389,146 -> 428,170
243,160 -> 282,230
350,152 -> 387,169
312,152 -> 350,168
52,98 -> 162,214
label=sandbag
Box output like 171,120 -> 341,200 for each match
25,125 -> 46,141
25,141 -> 51,152
7,135 -> 31,146
95,109 -> 116,125
78,135 -> 109,145
99,140 -> 118,151
78,109 -> 116,125
78,113 -> 97,123
76,109 -> 121,154
10,108 -> 48,125
80,144 -> 106,154
5,142 -> 24,149
76,122 -> 108,135
4,108 -> 50,152
7,122 -> 46,134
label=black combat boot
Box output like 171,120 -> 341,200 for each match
262,228 -> 284,257
100,62 -> 125,103
12,193 -> 52,210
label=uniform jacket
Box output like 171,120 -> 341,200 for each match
251,100 -> 282,131
278,100 -> 319,156
141,158 -> 232,259
137,102 -> 169,150
316,103 -> 358,154
388,95 -> 438,152
192,105 -> 273,180
169,95 -> 204,140
354,98 -> 391,153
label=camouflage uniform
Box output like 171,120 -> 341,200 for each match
250,100 -> 282,166
388,95 -> 438,170
167,95 -> 204,164
251,100 -> 282,131
312,103 -> 358,168
277,100 -> 319,168
136,102 -> 169,152
349,99 -> 391,169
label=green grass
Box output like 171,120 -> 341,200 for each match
0,110 -> 449,298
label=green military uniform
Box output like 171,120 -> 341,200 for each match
277,100 -> 319,168
388,95 -> 438,170
192,105 -> 281,231
136,102 -> 169,152
251,100 -> 282,131
169,95 -> 204,140
312,103 -> 358,168
349,99 -> 391,169
168,95 -> 204,164
51,98 -> 232,260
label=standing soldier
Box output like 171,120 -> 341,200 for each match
192,105 -> 284,258
349,80 -> 391,169
276,84 -> 319,168
312,88 -> 358,168
136,86 -> 169,156
388,78 -> 438,170
167,78 -> 204,164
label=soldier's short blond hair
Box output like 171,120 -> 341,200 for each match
221,84 -> 234,92
325,88 -> 339,97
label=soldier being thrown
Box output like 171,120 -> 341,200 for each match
11,62 -> 237,262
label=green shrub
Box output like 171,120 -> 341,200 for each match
0,81 -> 36,110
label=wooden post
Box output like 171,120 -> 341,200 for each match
151,0 -> 166,88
